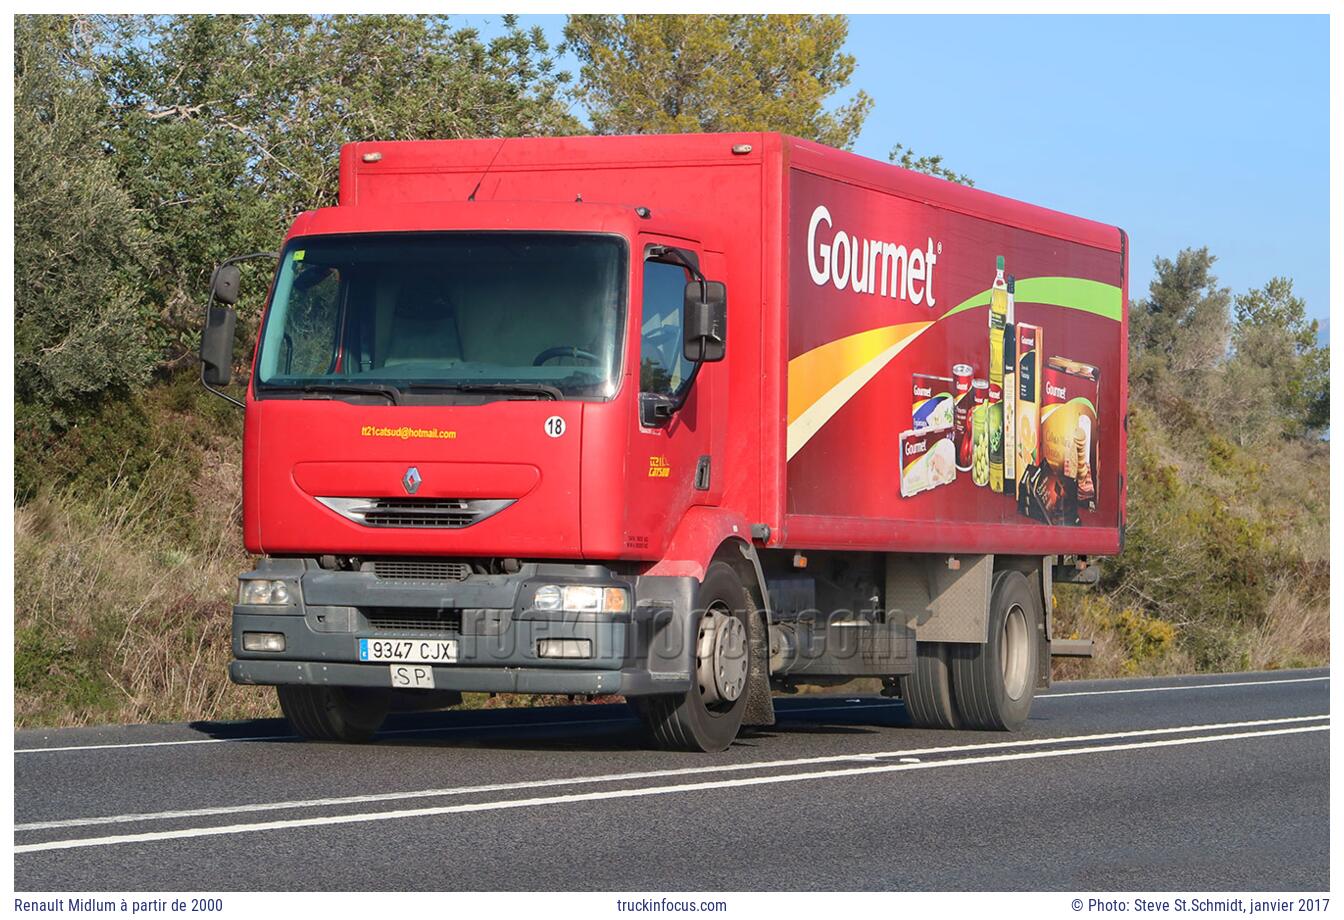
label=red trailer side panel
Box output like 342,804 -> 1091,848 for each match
780,143 -> 1126,556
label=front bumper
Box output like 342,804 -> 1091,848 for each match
230,557 -> 698,697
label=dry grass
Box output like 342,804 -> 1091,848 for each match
1249,577 -> 1330,671
1050,589 -> 1196,682
14,447 -> 277,728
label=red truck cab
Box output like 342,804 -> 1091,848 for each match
203,133 -> 1127,751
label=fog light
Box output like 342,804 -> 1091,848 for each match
243,631 -> 286,652
537,638 -> 592,659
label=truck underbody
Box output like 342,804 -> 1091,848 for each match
230,547 -> 1095,750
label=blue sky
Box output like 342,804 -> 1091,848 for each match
464,14 -> 1330,332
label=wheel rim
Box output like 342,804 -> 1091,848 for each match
696,604 -> 748,711
1001,603 -> 1031,701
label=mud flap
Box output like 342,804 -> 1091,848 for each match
741,604 -> 775,727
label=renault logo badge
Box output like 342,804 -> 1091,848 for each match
402,466 -> 422,495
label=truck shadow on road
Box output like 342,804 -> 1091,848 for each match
186,696 -> 913,753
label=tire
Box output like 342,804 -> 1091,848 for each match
898,641 -> 961,730
949,570 -> 1041,731
277,685 -> 391,743
632,561 -> 753,753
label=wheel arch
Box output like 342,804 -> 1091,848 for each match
644,506 -> 771,614
643,506 -> 774,727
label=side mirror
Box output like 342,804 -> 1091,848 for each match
683,280 -> 727,363
198,252 -> 277,408
201,305 -> 237,386
211,264 -> 242,305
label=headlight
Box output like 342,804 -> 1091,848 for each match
530,584 -> 629,613
533,585 -> 563,611
238,579 -> 294,606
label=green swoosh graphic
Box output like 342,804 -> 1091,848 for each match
939,276 -> 1123,323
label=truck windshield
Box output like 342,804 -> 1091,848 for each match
254,232 -> 627,400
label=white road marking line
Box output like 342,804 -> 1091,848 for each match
13,733 -> 297,754
15,723 -> 1327,854
12,673 -> 1326,754
16,714 -> 1326,832
1039,675 -> 1329,698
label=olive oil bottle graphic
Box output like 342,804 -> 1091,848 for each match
987,256 -> 1008,493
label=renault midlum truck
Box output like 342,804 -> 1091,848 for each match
201,133 -> 1126,752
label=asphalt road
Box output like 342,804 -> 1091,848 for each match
13,668 -> 1329,891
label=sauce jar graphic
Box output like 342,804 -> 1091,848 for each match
952,363 -> 975,471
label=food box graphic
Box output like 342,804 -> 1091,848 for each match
911,373 -> 954,430
899,426 -> 956,497
785,168 -> 1124,535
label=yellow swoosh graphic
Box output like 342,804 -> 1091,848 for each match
786,322 -> 931,461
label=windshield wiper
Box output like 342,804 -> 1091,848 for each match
266,382 -> 401,404
405,382 -> 563,401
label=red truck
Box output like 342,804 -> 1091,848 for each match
201,132 -> 1127,752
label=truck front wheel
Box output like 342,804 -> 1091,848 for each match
632,561 -> 753,753
949,570 -> 1041,730
277,685 -> 391,743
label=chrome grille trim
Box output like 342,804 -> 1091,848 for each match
317,497 -> 513,529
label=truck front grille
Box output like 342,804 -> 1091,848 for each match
316,497 -> 514,529
370,559 -> 472,581
361,608 -> 463,633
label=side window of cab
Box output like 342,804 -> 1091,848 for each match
639,258 -> 693,398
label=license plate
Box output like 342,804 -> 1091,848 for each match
389,664 -> 435,689
359,637 -> 458,664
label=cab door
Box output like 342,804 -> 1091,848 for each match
622,238 -> 722,555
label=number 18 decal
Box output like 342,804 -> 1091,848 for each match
544,416 -> 567,438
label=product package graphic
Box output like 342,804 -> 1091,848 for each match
1002,275 -> 1017,494
837,254 -> 1114,528
1041,356 -> 1100,514
971,394 -> 989,489
911,373 -> 955,430
899,426 -> 956,497
1014,322 -> 1044,482
987,256 -> 1008,493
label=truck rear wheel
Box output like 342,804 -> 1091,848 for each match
277,685 -> 391,743
633,561 -> 752,753
898,642 -> 961,730
949,570 -> 1040,730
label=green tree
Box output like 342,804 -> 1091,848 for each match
1223,277 -> 1328,440
98,14 -> 579,366
1128,247 -> 1231,396
888,143 -> 973,186
14,16 -> 155,429
562,14 -> 872,149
